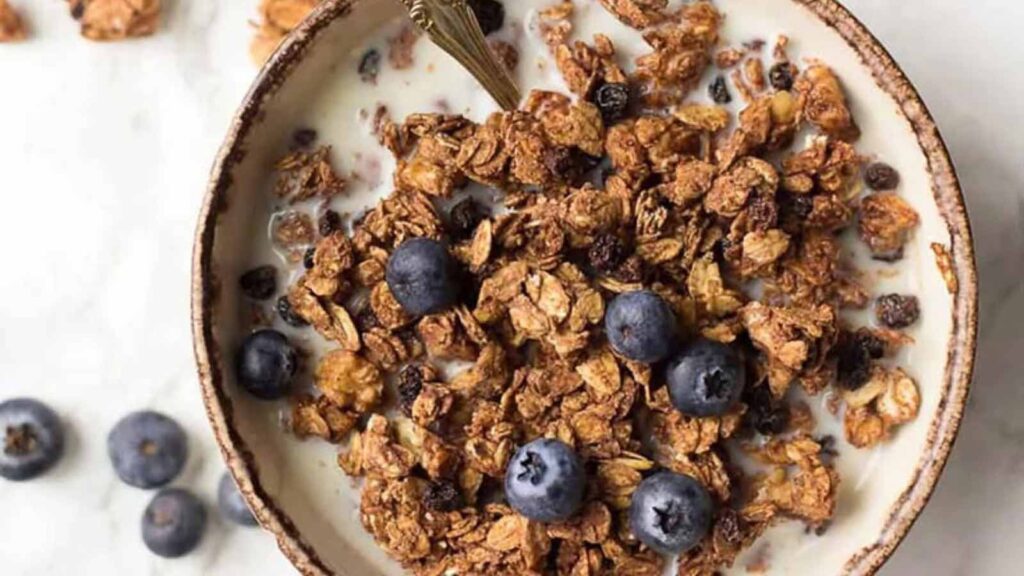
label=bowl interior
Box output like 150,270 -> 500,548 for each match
195,0 -> 976,574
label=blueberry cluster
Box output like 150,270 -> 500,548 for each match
1,397 -> 262,559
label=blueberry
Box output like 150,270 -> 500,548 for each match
605,290 -> 677,364
385,238 -> 459,316
665,339 -> 745,417
0,398 -> 64,481
504,438 -> 585,522
235,329 -> 298,400
218,472 -> 258,527
142,488 -> 207,558
629,471 -> 713,555
108,411 -> 187,489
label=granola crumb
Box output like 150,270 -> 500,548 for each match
931,242 -> 959,294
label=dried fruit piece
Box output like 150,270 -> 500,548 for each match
864,162 -> 900,191
423,479 -> 463,511
588,233 -> 627,275
358,48 -> 381,84
709,75 -> 732,104
875,294 -> 920,329
448,197 -> 489,240
277,295 -> 309,327
468,0 -> 504,36
768,62 -> 795,91
239,266 -> 278,300
593,82 -> 631,123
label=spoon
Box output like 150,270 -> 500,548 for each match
397,0 -> 522,111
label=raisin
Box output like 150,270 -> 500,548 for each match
354,307 -> 380,332
318,209 -> 341,237
613,255 -> 645,284
448,198 -> 489,240
744,385 -> 789,436
865,162 -> 900,191
588,234 -> 626,275
768,62 -> 795,91
709,75 -> 732,104
875,294 -> 920,329
468,0 -> 504,36
835,329 -> 885,390
276,296 -> 308,328
592,82 -> 630,123
303,247 -> 316,270
358,49 -> 381,84
239,266 -> 277,300
292,128 -> 317,148
423,480 -> 463,512
746,193 -> 778,231
70,1 -> 85,19
397,365 -> 424,416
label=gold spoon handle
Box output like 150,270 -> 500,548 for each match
398,0 -> 522,111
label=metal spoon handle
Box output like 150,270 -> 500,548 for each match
399,0 -> 522,111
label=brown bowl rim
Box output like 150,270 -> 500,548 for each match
191,1 -> 979,574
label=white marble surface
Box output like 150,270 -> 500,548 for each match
0,0 -> 1019,574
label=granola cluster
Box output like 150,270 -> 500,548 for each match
253,2 -> 928,574
66,0 -> 161,41
0,0 -> 26,42
250,0 -> 321,64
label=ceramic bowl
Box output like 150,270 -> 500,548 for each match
192,0 -> 978,574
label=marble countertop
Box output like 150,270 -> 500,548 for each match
0,0 -> 1019,574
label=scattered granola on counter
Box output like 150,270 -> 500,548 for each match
237,0 -> 933,573
250,0 -> 319,64
67,0 -> 161,41
0,0 -> 26,42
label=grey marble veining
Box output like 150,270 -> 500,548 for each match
0,0 -> 1020,574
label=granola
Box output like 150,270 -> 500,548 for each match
241,1 -> 934,574
0,0 -> 26,42
67,0 -> 160,41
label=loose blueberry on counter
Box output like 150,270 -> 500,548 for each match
108,410 -> 187,489
218,472 -> 258,527
504,438 -> 585,522
665,338 -> 745,417
236,329 -> 298,400
386,237 -> 459,316
605,290 -> 677,364
0,398 -> 64,481
629,471 -> 713,555
142,488 -> 207,558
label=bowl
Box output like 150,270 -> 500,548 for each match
192,0 -> 978,574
